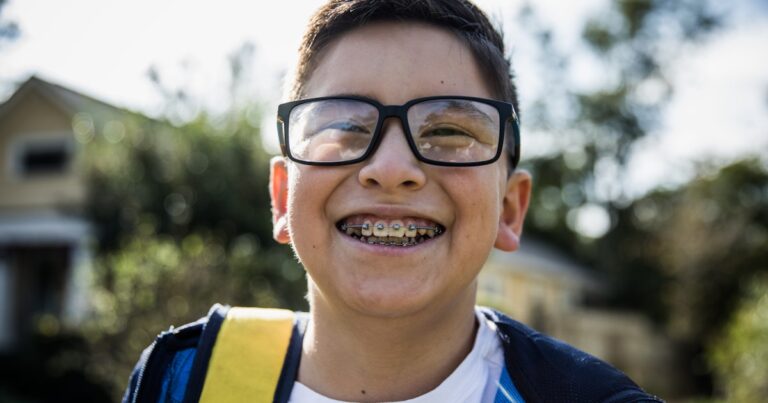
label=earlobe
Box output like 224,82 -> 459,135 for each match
269,156 -> 291,244
494,170 -> 532,252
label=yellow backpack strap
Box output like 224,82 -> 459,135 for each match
198,307 -> 295,403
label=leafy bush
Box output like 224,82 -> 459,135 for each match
709,276 -> 768,402
81,230 -> 305,398
76,106 -> 307,399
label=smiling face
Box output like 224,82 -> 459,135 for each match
271,21 -> 530,318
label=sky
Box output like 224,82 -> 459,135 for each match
1,0 -> 767,199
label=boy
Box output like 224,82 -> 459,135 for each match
124,1 -> 661,402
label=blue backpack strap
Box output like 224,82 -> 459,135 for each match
127,314 -> 207,403
493,366 -> 526,403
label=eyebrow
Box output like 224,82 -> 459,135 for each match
438,100 -> 496,125
325,92 -> 378,100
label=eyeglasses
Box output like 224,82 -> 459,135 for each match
276,95 -> 520,168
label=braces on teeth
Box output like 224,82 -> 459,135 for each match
340,223 -> 441,233
339,222 -> 443,246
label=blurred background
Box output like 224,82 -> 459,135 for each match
0,0 -> 766,401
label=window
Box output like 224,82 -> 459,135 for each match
10,136 -> 74,178
22,146 -> 69,174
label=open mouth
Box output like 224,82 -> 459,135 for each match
335,216 -> 446,247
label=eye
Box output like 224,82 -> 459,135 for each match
422,126 -> 474,138
323,120 -> 370,133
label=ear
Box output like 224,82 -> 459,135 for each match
494,170 -> 532,252
269,156 -> 291,244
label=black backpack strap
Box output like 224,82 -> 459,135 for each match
130,317 -> 206,403
273,312 -> 309,403
181,304 -> 230,403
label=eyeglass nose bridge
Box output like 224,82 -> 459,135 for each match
364,104 -> 420,162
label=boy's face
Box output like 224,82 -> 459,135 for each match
271,21 -> 531,317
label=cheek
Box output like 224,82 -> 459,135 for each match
286,170 -> 327,247
448,171 -> 502,242
285,167 -> 349,264
451,168 -> 503,211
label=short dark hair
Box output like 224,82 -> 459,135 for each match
291,0 -> 518,113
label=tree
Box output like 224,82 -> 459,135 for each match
519,0 -> 721,253
709,276 -> 768,402
0,0 -> 19,46
603,159 -> 768,395
74,44 -> 309,399
514,1 -> 768,397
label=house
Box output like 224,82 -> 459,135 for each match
479,242 -> 681,396
0,76 -> 134,351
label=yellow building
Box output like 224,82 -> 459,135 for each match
0,76 -> 132,351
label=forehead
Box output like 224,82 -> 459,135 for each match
302,21 -> 494,104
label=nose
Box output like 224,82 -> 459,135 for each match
358,120 -> 427,191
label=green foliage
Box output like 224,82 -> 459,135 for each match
518,1 -> 724,289
709,276 -> 768,402
520,2 -> 759,396
78,81 -> 308,398
85,109 -> 274,254
80,230 -> 304,398
522,0 -> 721,219
519,0 -> 730,316
635,159 -> 768,341
601,159 -> 768,395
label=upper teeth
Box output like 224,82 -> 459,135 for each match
373,222 -> 387,237
390,220 -> 406,237
341,222 -> 442,238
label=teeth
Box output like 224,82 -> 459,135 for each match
373,221 -> 387,236
340,219 -> 444,246
361,221 -> 373,236
389,220 -> 405,237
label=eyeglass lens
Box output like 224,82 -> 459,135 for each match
287,99 -> 501,164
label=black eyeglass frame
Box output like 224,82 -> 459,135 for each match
276,95 -> 520,168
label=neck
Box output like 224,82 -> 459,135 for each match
298,288 -> 478,402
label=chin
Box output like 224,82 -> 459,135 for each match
342,280 -> 440,319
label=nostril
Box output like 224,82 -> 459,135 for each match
364,177 -> 380,187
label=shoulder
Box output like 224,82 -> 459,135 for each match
122,305 -> 306,403
479,307 -> 663,403
122,304 -> 226,403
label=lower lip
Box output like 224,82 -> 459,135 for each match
335,229 -> 444,256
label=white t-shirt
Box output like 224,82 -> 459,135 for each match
288,307 -> 505,403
